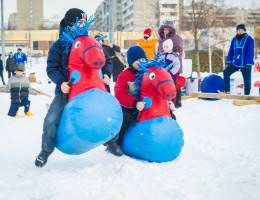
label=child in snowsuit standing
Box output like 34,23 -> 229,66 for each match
0,63 -> 41,117
159,39 -> 180,83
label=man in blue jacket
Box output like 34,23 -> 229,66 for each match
35,8 -> 115,168
14,48 -> 27,64
0,54 -> 6,85
224,24 -> 254,95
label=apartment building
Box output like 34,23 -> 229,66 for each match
94,0 -> 123,32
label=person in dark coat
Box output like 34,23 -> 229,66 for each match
158,21 -> 183,108
95,34 -> 125,82
0,54 -> 6,85
35,8 -> 113,168
6,52 -> 16,78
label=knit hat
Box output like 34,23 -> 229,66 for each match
163,39 -> 173,51
64,8 -> 87,27
127,46 -> 147,65
236,24 -> 246,31
15,63 -> 25,72
17,48 -> 22,51
144,28 -> 152,37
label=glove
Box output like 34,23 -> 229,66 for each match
245,65 -> 251,71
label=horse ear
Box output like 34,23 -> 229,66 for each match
165,62 -> 174,71
137,62 -> 149,73
96,36 -> 108,42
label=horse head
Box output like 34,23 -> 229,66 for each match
69,36 -> 105,69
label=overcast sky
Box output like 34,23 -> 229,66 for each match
1,0 -> 260,24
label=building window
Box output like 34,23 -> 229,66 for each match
117,0 -> 121,3
117,6 -> 121,10
33,41 -> 39,50
171,12 -> 178,16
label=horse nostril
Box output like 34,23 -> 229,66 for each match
166,94 -> 170,98
94,62 -> 98,66
100,61 -> 104,65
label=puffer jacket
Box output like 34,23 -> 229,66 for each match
158,21 -> 183,73
0,74 -> 37,104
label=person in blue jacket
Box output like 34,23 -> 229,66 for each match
13,48 -> 27,64
224,24 -> 254,95
35,8 -> 114,168
0,54 -> 6,85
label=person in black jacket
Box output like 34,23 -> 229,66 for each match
35,8 -> 114,168
95,34 -> 125,82
6,52 -> 16,78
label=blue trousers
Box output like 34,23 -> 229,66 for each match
42,94 -> 65,153
223,65 -> 251,95
8,98 -> 30,117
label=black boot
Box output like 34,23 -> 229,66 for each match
35,150 -> 52,168
106,141 -> 123,157
175,89 -> 182,108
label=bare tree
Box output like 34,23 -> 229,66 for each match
183,0 -> 222,77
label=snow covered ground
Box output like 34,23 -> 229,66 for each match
0,57 -> 260,200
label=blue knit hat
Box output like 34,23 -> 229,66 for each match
127,46 -> 147,65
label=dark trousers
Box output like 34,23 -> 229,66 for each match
0,72 -> 5,85
8,98 -> 30,117
223,65 -> 251,95
8,70 -> 15,78
42,93 -> 66,153
107,107 -> 138,145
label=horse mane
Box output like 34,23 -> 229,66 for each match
60,16 -> 95,54
132,58 -> 166,100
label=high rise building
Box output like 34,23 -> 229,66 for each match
94,0 -> 123,32
122,0 -> 159,32
159,0 -> 183,31
16,0 -> 43,30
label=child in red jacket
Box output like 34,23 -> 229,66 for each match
105,46 -> 147,155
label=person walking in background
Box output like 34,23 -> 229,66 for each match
95,34 -> 125,82
138,28 -> 158,59
223,24 -> 254,95
6,52 -> 16,78
14,48 -> 27,64
0,54 -> 6,85
158,21 -> 183,108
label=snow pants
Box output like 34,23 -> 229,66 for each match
8,98 -> 30,117
42,93 -> 65,153
223,64 -> 251,95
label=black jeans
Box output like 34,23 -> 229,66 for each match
223,64 -> 251,95
41,94 -> 66,153
8,70 -> 15,78
0,72 -> 5,85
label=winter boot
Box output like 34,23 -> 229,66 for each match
106,141 -> 123,157
174,89 -> 182,108
35,150 -> 52,168
25,111 -> 34,116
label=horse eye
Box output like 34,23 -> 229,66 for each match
75,41 -> 81,48
149,72 -> 155,80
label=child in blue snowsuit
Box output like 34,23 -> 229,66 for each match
224,24 -> 254,95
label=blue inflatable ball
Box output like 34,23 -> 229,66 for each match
56,88 -> 123,155
201,74 -> 224,100
121,117 -> 184,163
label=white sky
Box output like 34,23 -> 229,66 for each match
1,0 -> 260,24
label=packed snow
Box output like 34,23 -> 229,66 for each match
0,57 -> 259,200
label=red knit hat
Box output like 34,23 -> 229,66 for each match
144,28 -> 152,36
